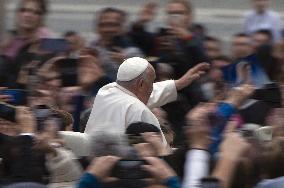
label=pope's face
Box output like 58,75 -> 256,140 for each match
138,65 -> 156,104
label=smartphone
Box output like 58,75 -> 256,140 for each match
0,89 -> 27,105
40,38 -> 69,53
111,159 -> 150,179
58,58 -> 78,87
33,105 -> 51,131
0,103 -> 16,122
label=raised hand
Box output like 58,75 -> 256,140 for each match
175,62 -> 210,90
224,84 -> 255,108
143,157 -> 177,183
87,156 -> 120,181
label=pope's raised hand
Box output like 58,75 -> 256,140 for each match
175,62 -> 210,90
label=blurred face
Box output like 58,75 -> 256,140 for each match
232,36 -> 252,59
166,2 -> 191,28
253,0 -> 270,12
17,0 -> 43,32
136,65 -> 156,104
97,11 -> 122,42
0,119 -> 18,136
252,33 -> 271,49
65,34 -> 84,51
204,40 -> 222,59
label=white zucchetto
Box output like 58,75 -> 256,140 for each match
116,57 -> 149,81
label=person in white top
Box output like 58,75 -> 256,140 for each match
84,57 -> 209,143
244,0 -> 283,42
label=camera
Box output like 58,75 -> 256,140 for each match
58,58 -> 79,87
111,159 -> 150,179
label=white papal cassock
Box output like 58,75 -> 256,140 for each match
84,80 -> 177,141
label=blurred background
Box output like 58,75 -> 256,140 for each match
2,0 -> 284,46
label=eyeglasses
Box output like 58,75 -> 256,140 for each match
19,7 -> 42,15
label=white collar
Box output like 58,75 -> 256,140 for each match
115,83 -> 138,98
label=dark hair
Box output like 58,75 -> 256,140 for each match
126,122 -> 161,136
63,31 -> 78,38
254,29 -> 273,41
18,0 -> 48,15
234,33 -> 249,38
204,36 -> 221,43
256,44 -> 275,80
79,108 -> 92,133
192,23 -> 207,34
212,55 -> 232,63
96,7 -> 126,26
192,23 -> 206,31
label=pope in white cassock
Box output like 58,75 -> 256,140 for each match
84,57 -> 209,142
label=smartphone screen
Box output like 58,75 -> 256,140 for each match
0,103 -> 16,122
40,38 -> 69,53
58,58 -> 78,87
1,89 -> 27,105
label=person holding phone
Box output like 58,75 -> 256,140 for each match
130,0 -> 208,78
0,0 -> 55,88
0,0 -> 54,60
90,7 -> 143,81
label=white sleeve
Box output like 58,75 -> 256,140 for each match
182,149 -> 210,188
147,80 -> 177,109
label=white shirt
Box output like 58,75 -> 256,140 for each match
244,9 -> 283,42
84,80 -> 177,141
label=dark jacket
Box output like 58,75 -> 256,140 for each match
0,133 -> 49,186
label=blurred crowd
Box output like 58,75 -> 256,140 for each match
0,0 -> 284,188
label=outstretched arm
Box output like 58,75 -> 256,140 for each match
174,62 -> 210,91
147,63 -> 209,108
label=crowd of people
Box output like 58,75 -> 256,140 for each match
0,0 -> 284,187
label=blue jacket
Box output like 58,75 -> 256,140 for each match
209,102 -> 237,155
222,54 -> 271,88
